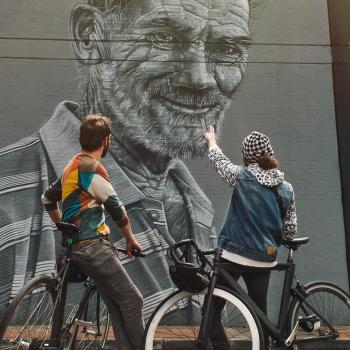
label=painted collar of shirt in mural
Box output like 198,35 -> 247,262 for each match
246,163 -> 284,187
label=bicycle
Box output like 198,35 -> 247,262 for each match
0,222 -> 144,350
143,238 -> 350,350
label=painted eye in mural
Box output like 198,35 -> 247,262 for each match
207,42 -> 248,64
146,31 -> 181,50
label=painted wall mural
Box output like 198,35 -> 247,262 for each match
0,0 -> 348,320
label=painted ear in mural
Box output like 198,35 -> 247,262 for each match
70,4 -> 104,65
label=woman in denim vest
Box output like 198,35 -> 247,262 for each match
204,126 -> 297,349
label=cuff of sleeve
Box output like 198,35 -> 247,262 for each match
209,145 -> 220,152
44,203 -> 59,212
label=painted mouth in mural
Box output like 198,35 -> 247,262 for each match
157,96 -> 219,115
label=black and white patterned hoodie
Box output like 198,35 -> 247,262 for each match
208,145 -> 297,241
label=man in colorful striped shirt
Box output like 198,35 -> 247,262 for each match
41,115 -> 144,350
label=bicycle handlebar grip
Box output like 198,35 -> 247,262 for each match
117,248 -> 145,257
201,249 -> 216,256
133,251 -> 146,258
170,239 -> 200,252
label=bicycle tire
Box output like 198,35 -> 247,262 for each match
61,286 -> 110,350
0,275 -> 57,350
143,287 -> 264,350
287,281 -> 350,349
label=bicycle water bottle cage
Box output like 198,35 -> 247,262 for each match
169,239 -> 209,293
56,222 -> 80,247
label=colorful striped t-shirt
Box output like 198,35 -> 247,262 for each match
41,154 -> 129,239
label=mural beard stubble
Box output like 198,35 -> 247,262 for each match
80,0 -> 251,160
99,66 -> 231,159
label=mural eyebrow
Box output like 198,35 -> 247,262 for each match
223,36 -> 252,45
136,13 -> 190,31
208,36 -> 252,45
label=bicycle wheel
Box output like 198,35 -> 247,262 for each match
0,275 -> 57,350
144,287 -> 264,350
288,281 -> 350,349
62,287 -> 110,350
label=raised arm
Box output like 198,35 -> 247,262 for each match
204,126 -> 241,189
282,190 -> 297,241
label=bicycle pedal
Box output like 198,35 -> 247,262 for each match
13,340 -> 30,350
41,339 -> 59,350
21,340 -> 58,350
84,329 -> 98,336
299,315 -> 320,333
75,319 -> 94,327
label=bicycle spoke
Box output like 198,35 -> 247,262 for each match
290,284 -> 350,350
64,290 -> 110,350
0,277 -> 56,350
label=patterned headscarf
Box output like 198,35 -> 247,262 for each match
241,131 -> 274,163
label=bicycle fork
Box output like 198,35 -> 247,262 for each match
197,252 -> 222,350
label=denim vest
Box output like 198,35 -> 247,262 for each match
218,167 -> 293,262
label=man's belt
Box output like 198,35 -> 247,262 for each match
71,235 -> 109,249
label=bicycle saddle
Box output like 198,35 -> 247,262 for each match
56,222 -> 80,247
282,237 -> 309,250
56,222 -> 80,233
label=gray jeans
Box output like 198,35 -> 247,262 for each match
71,238 -> 145,350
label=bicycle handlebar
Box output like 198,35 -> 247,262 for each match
116,248 -> 146,258
169,236 -> 310,268
170,239 -> 196,265
169,239 -> 213,268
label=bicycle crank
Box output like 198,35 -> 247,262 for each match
10,339 -> 59,350
285,316 -> 302,347
76,320 -> 99,337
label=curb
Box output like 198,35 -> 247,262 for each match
104,339 -> 350,350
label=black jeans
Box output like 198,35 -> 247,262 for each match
210,259 -> 271,350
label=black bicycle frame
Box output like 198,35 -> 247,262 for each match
198,248 -> 338,347
51,255 -> 97,341
51,259 -> 71,340
217,262 -> 292,341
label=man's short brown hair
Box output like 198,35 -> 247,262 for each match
80,114 -> 112,152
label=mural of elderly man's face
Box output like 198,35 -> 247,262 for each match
73,0 -> 250,158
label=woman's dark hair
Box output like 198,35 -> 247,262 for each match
257,156 -> 278,170
244,155 -> 278,170
79,114 -> 112,151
